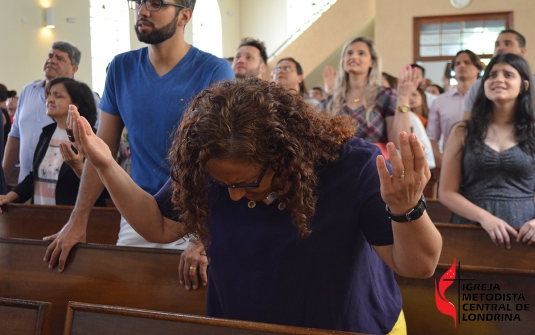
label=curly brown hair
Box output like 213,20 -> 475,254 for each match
168,77 -> 355,242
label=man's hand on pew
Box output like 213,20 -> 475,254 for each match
518,220 -> 535,246
479,214 -> 518,249
43,217 -> 87,272
178,239 -> 208,290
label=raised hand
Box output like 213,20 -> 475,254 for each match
322,66 -> 337,95
376,132 -> 430,215
397,65 -> 421,105
67,105 -> 113,172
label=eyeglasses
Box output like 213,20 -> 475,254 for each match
275,66 -> 295,73
211,166 -> 268,189
127,0 -> 186,12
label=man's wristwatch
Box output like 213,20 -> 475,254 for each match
397,104 -> 411,113
386,195 -> 427,222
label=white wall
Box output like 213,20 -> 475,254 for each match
1,0 -> 93,93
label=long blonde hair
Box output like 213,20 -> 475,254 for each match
327,37 -> 383,123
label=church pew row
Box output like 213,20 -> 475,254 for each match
397,266 -> 535,335
0,204 -> 120,245
0,297 -> 51,335
0,238 -> 206,335
399,223 -> 535,335
435,223 -> 535,272
0,200 -> 451,247
63,301 -> 361,335
2,207 -> 533,334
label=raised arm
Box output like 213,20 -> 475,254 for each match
386,66 -> 419,148
373,132 -> 442,278
70,107 -> 185,243
439,124 -> 518,248
43,109 -> 125,272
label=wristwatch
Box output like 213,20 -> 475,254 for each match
386,195 -> 427,222
397,104 -> 411,113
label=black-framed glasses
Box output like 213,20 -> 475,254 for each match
274,66 -> 295,73
127,0 -> 186,12
211,166 -> 268,189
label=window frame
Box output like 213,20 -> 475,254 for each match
413,12 -> 513,62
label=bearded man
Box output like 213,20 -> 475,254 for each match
44,0 -> 234,272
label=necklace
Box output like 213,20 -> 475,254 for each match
247,191 -> 285,210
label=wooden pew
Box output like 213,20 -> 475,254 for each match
0,238 -> 206,335
397,267 -> 535,335
0,297 -> 51,335
398,224 -> 535,334
63,302 -> 361,335
426,199 -> 452,223
436,223 -> 535,271
0,204 -> 120,244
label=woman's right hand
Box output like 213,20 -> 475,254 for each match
322,66 -> 337,95
0,192 -> 20,213
479,213 -> 518,249
67,105 -> 113,172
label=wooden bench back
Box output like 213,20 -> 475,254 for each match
397,266 -> 535,335
436,223 -> 535,272
426,199 -> 451,223
0,204 -> 120,244
63,302 -> 360,335
0,238 -> 206,335
0,297 -> 51,335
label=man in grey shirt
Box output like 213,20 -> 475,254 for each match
463,29 -> 529,119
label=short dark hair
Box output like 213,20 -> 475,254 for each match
452,50 -> 485,77
0,84 -> 7,102
429,84 -> 444,95
6,90 -> 17,98
51,41 -> 81,66
180,0 -> 196,10
499,29 -> 526,48
46,77 -> 98,128
238,38 -> 268,64
311,87 -> 324,94
410,63 -> 425,77
277,57 -> 306,94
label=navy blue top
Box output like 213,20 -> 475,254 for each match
154,137 -> 402,334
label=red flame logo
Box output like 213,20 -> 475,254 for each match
435,258 -> 457,327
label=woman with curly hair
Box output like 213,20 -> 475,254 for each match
66,77 -> 441,334
440,54 -> 535,248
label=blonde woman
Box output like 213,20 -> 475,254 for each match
326,37 -> 417,154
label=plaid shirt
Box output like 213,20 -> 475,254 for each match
341,87 -> 397,143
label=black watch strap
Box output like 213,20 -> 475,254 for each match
386,195 -> 427,222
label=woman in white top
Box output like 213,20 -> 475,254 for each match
0,78 -> 104,208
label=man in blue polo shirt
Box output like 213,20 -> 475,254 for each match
44,0 -> 234,272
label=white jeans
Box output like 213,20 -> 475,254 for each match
116,216 -> 189,250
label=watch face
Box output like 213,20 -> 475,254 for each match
450,0 -> 471,8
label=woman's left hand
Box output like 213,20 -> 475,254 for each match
60,142 -> 84,178
517,219 -> 535,246
377,132 -> 431,214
